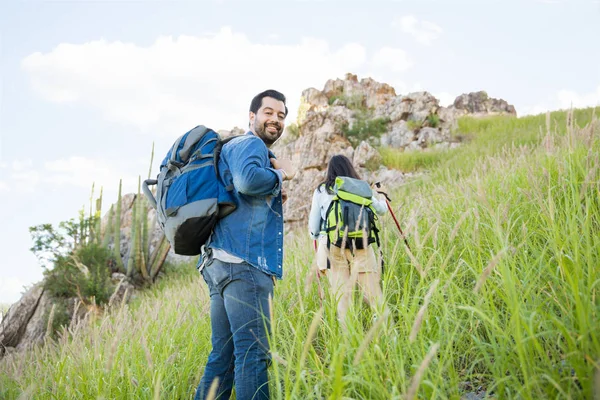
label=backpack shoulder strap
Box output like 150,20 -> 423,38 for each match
214,134 -> 245,191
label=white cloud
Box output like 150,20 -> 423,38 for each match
372,47 -> 412,73
393,15 -> 443,46
435,91 -> 456,107
10,170 -> 40,192
11,158 -> 33,171
520,104 -> 550,116
43,156 -> 142,200
556,86 -> 600,109
22,27 -> 408,133
0,155 -> 142,198
521,85 -> 600,116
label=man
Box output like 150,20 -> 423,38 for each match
194,89 -> 296,400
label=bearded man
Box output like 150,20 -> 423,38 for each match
194,90 -> 296,400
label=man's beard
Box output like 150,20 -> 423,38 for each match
255,121 -> 283,146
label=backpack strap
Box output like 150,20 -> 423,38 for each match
213,134 -> 244,192
324,199 -> 339,269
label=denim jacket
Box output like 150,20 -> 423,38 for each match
199,132 -> 285,278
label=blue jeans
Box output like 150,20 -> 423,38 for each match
194,259 -> 274,400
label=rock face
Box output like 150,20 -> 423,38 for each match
271,74 -> 516,230
0,284 -> 48,357
451,91 -> 517,117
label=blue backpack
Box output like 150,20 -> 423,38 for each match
143,125 -> 238,256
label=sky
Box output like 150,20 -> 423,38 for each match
1,0 -> 599,305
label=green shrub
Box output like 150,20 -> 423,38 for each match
342,112 -> 390,148
44,255 -> 85,299
76,243 -> 113,305
426,114 -> 440,128
43,298 -> 71,338
328,94 -> 365,110
328,95 -> 341,105
43,243 -> 113,305
406,120 -> 422,131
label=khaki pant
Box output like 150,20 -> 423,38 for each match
316,236 -> 385,329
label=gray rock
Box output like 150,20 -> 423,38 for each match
0,283 -> 46,357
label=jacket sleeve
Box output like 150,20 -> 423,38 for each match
371,193 -> 388,216
308,188 -> 322,239
228,136 -> 282,197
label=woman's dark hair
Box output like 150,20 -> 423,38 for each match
319,154 -> 361,194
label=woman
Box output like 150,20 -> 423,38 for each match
308,154 -> 388,329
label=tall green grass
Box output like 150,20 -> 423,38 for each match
381,109 -> 596,176
1,109 -> 598,399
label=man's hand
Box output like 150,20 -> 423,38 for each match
270,158 -> 297,181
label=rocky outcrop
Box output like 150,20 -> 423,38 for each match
0,284 -> 46,356
451,91 -> 517,117
272,74 -> 516,229
0,283 -> 55,357
323,73 -> 397,109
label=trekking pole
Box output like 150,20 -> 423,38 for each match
375,183 -> 411,252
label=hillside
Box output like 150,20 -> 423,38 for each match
1,108 -> 599,399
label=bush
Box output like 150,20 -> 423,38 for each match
328,94 -> 365,110
342,112 -> 390,148
426,114 -> 440,128
43,298 -> 71,338
43,243 -> 114,305
44,255 -> 85,298
406,120 -> 422,131
77,243 -> 114,305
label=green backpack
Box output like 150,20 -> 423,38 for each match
324,176 -> 380,250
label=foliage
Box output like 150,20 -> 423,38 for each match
43,243 -> 113,305
42,299 -> 71,339
406,119 -> 422,131
0,303 -> 10,319
29,212 -> 98,269
380,108 -> 597,175
328,94 -> 365,110
426,114 -> 440,128
342,112 -> 390,148
380,147 -> 446,172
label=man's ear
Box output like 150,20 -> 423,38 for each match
249,111 -> 256,127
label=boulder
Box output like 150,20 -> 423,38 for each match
451,91 -> 517,116
353,141 -> 382,168
0,283 -> 46,356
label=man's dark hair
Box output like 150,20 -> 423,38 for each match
319,154 -> 361,194
249,89 -> 288,116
